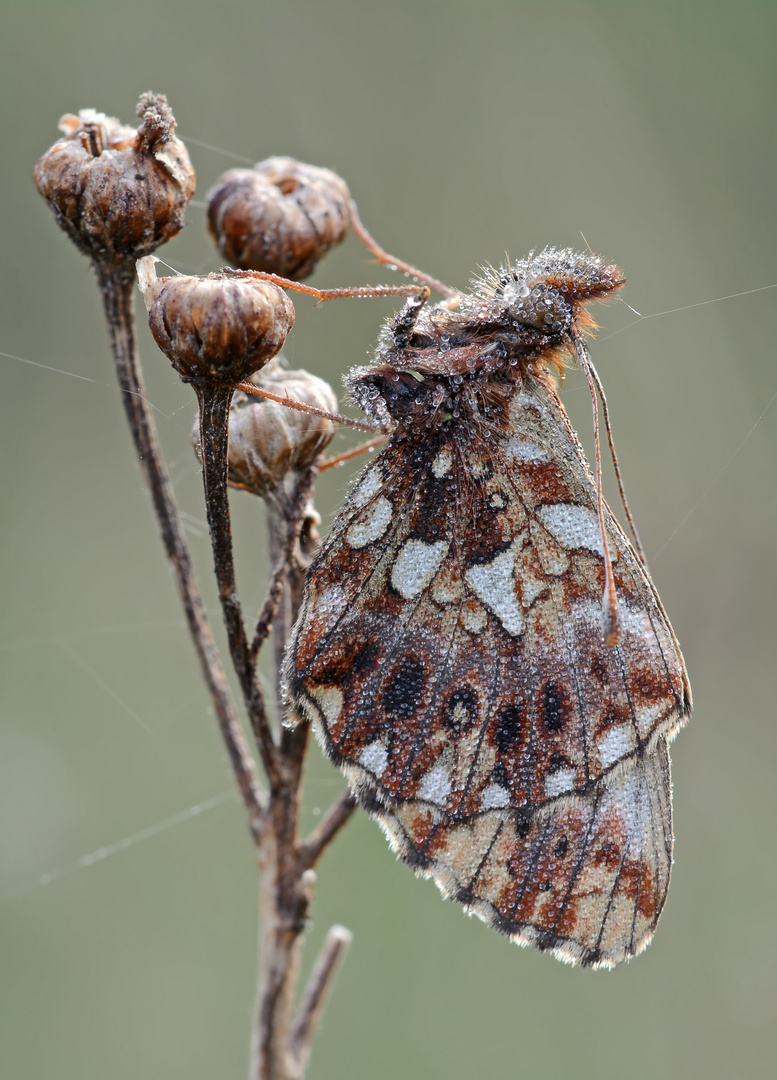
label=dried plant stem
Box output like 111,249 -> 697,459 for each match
194,382 -> 353,1080
41,100 -> 354,1080
97,268 -> 263,833
195,384 -> 282,785
250,497 -> 304,661
298,790 -> 358,873
289,924 -> 353,1079
266,508 -> 294,714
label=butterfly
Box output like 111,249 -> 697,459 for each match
284,247 -> 691,968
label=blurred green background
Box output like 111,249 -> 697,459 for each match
2,2 -> 775,1078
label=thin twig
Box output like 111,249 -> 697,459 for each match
288,925 -> 353,1079
251,538 -> 295,662
251,472 -> 315,658
98,269 -> 264,833
266,508 -> 293,718
298,791 -> 358,874
225,266 -> 433,305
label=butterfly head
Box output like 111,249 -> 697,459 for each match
469,248 -> 625,339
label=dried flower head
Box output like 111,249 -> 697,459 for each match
137,259 -> 295,385
206,157 -> 350,279
192,359 -> 338,498
33,93 -> 195,272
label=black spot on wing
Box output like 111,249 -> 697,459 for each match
382,658 -> 425,720
543,680 -> 565,732
494,702 -> 524,752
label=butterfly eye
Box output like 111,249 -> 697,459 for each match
502,280 -> 571,335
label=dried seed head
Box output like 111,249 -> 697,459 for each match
206,157 -> 350,279
193,360 -> 338,497
137,258 -> 295,384
33,93 -> 195,272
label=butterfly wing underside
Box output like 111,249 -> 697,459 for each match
286,373 -> 690,967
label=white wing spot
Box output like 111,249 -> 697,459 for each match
346,496 -> 393,548
350,468 -> 384,507
505,437 -> 550,462
618,605 -> 654,640
481,783 -> 510,809
489,492 -> 506,509
431,449 -> 453,478
635,700 -> 669,738
530,519 -> 570,576
418,763 -> 452,805
537,503 -> 613,560
450,700 -> 471,728
391,539 -> 449,599
359,741 -> 389,777
544,767 -> 577,798
309,686 -> 344,724
597,725 -> 634,769
310,584 -> 349,633
465,548 -> 525,636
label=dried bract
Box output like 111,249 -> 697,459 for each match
33,93 -> 195,271
137,258 -> 295,384
193,360 -> 338,498
206,157 -> 350,279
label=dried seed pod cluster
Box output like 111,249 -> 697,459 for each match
206,157 -> 350,279
33,93 -> 195,271
202,360 -> 339,498
137,259 -> 295,384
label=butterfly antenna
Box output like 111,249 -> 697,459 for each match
585,357 -> 647,565
571,328 -> 621,647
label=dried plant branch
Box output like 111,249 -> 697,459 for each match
266,506 -> 297,714
36,107 -> 360,1080
288,924 -> 353,1078
99,270 -> 265,833
251,522 -> 296,661
298,791 -> 358,874
195,384 -> 281,786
